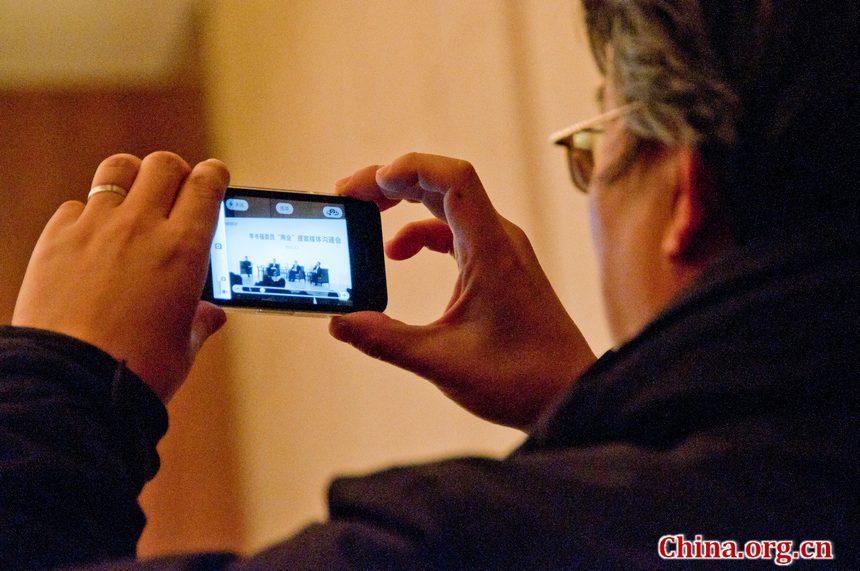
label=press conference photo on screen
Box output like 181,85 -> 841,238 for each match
204,187 -> 387,314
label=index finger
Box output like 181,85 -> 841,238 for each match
335,163 -> 401,212
168,159 -> 230,244
123,151 -> 191,217
375,153 -> 502,241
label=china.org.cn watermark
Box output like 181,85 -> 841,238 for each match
658,534 -> 834,566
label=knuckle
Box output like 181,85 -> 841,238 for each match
58,199 -> 85,214
46,201 -> 85,232
509,222 -> 529,243
202,158 -> 230,179
98,153 -> 140,171
144,151 -> 191,176
451,159 -> 478,183
187,160 -> 230,192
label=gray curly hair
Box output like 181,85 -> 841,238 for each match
587,0 -> 738,148
581,0 -> 859,242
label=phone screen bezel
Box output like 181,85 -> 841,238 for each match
201,186 -> 387,314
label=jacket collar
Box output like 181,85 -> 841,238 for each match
523,220 -> 856,451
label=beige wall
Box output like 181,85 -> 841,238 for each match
200,0 -> 607,552
1,0 -> 608,556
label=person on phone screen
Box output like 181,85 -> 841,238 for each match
266,259 -> 281,279
239,256 -> 253,277
0,0 -> 856,568
288,260 -> 302,282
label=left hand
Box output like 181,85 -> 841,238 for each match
12,152 -> 230,402
331,153 -> 596,429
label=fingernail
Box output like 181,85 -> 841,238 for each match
334,175 -> 352,190
375,165 -> 390,179
329,316 -> 350,340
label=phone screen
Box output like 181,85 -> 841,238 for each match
204,187 -> 386,314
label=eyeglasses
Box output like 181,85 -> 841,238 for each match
548,102 -> 641,193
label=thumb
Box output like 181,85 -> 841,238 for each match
330,312 -> 434,370
189,301 -> 228,357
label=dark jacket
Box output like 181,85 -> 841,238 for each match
0,222 -> 856,570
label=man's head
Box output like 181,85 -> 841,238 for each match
575,0 -> 859,342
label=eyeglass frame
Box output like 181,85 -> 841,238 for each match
548,102 -> 642,193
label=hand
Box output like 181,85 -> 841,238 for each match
12,152 -> 230,402
331,153 -> 596,429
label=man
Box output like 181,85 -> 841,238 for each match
239,256 -> 252,278
0,0 -> 856,569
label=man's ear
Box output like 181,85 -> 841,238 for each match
662,149 -> 722,263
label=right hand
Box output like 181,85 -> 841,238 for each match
331,153 -> 596,429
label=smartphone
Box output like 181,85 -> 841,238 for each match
202,186 -> 387,314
